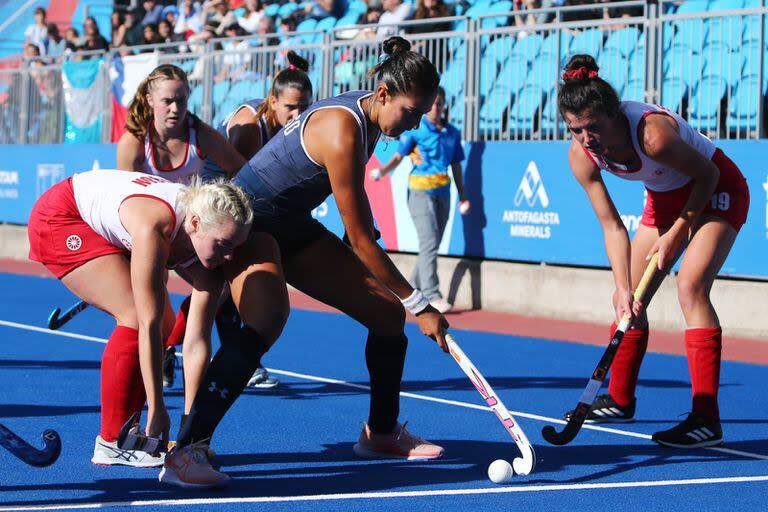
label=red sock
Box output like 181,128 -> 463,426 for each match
685,326 -> 722,422
165,294 -> 191,347
607,322 -> 649,407
100,326 -> 145,442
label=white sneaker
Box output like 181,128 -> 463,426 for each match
430,298 -> 453,314
91,435 -> 164,468
159,441 -> 230,489
247,367 -> 279,389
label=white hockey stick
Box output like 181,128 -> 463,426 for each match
445,333 -> 536,475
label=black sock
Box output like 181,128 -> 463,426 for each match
177,321 -> 270,446
215,295 -> 263,367
365,332 -> 408,434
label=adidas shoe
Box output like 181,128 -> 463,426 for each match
564,394 -> 636,423
91,435 -> 164,468
162,346 -> 176,388
652,413 -> 723,448
353,422 -> 444,460
159,441 -> 230,489
246,367 -> 279,389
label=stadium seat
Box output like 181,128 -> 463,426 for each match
568,29 -> 604,59
482,36 -> 514,69
296,18 -> 318,33
336,13 -> 361,28
509,84 -> 545,137
727,74 -> 761,134
278,3 -> 300,18
660,76 -> 688,112
212,82 -> 230,106
689,74 -> 727,132
702,42 -> 740,83
540,91 -> 565,137
496,53 -> 529,95
465,0 -> 494,19
601,55 -> 629,92
480,1 -> 513,30
539,32 -> 574,64
312,16 -> 338,43
479,83 -> 513,134
603,27 -> 640,58
675,0 -> 711,14
528,54 -> 559,90
265,4 -> 280,17
511,34 -> 544,64
347,0 -> 368,15
740,39 -> 761,76
624,77 -> 644,101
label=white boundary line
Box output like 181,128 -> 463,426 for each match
1,475 -> 768,511
1,319 -> 767,463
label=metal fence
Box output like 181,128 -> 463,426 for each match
1,1 -> 767,144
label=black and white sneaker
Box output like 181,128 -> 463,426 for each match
652,413 -> 723,448
564,394 -> 636,423
162,346 -> 176,388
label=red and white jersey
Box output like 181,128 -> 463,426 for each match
583,101 -> 717,192
143,120 -> 205,184
72,169 -> 186,252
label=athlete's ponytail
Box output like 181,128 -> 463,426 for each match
256,51 -> 313,126
177,176 -> 253,231
367,36 -> 440,98
126,64 -> 190,140
558,54 -> 620,118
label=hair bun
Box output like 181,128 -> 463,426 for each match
382,36 -> 411,57
286,51 -> 309,73
564,54 -> 599,75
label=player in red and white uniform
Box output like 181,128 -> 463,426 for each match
28,169 -> 252,469
116,63 -> 246,184
560,55 -> 749,448
115,63 -> 247,389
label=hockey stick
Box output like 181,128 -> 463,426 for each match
0,423 -> 61,467
47,300 -> 89,330
445,333 -> 536,475
541,253 -> 660,446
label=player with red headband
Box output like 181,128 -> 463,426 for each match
559,54 -> 749,448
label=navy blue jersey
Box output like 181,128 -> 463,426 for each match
203,99 -> 270,181
234,90 -> 379,217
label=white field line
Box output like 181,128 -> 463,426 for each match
2,319 -> 767,463
1,475 -> 768,511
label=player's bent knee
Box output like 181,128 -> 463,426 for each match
677,277 -> 709,313
365,296 -> 406,335
240,301 -> 289,346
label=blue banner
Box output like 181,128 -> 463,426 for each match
0,144 -> 116,224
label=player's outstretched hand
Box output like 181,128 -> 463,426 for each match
146,405 -> 170,447
415,306 -> 450,352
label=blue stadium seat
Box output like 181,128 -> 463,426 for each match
740,39 -> 761,76
482,36 -> 514,69
664,43 -> 704,86
727,74 -> 761,134
212,82 -> 230,106
189,85 -> 204,113
336,13 -> 361,28
709,0 -> 745,9
568,29 -> 604,59
479,65 -> 498,100
265,4 -> 280,17
540,89 -> 565,137
539,32 -> 574,64
512,34 -> 543,64
465,0 -> 494,19
624,78 -> 644,101
296,18 -> 318,33
675,0 -> 710,14
480,1 -> 513,30
442,61 -> 466,104
226,80 -> 257,103
661,76 -> 687,112
702,42 -> 740,83
496,53 -> 529,95
528,54 -> 558,89
278,3 -> 300,18
312,16 -> 338,43
509,84 -> 545,137
601,55 -> 629,92
479,84 -> 513,134
628,48 -> 646,81
347,0 -> 368,15
689,74 -> 727,132
603,27 -> 640,58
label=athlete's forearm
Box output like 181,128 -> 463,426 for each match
137,322 -> 166,410
351,238 -> 413,299
676,167 -> 720,229
603,225 -> 632,293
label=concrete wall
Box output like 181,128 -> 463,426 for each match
2,224 -> 765,340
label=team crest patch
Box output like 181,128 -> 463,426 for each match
66,235 -> 82,251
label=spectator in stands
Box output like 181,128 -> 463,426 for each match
175,0 -> 204,39
200,0 -> 238,38
378,0 -> 414,37
25,7 -> 48,51
122,10 -> 145,47
215,23 -> 253,82
512,0 -> 554,31
141,0 -> 165,26
64,27 -> 81,54
162,5 -> 179,26
23,42 -> 41,61
157,20 -> 183,47
408,0 -> 453,33
238,0 -> 265,34
43,23 -> 67,59
111,11 -> 127,48
364,5 -> 384,24
256,15 -> 278,45
276,14 -> 302,66
80,16 -> 109,53
561,0 -> 601,22
141,23 -> 161,50
304,0 -> 345,20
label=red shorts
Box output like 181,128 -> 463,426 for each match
28,178 -> 127,279
642,148 -> 750,231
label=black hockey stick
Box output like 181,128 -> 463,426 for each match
542,253 -> 660,446
48,300 -> 89,330
0,423 -> 61,467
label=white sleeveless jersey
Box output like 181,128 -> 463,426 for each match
584,101 -> 717,192
72,169 -> 186,253
143,120 -> 205,184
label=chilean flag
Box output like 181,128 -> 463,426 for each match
109,53 -> 159,142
